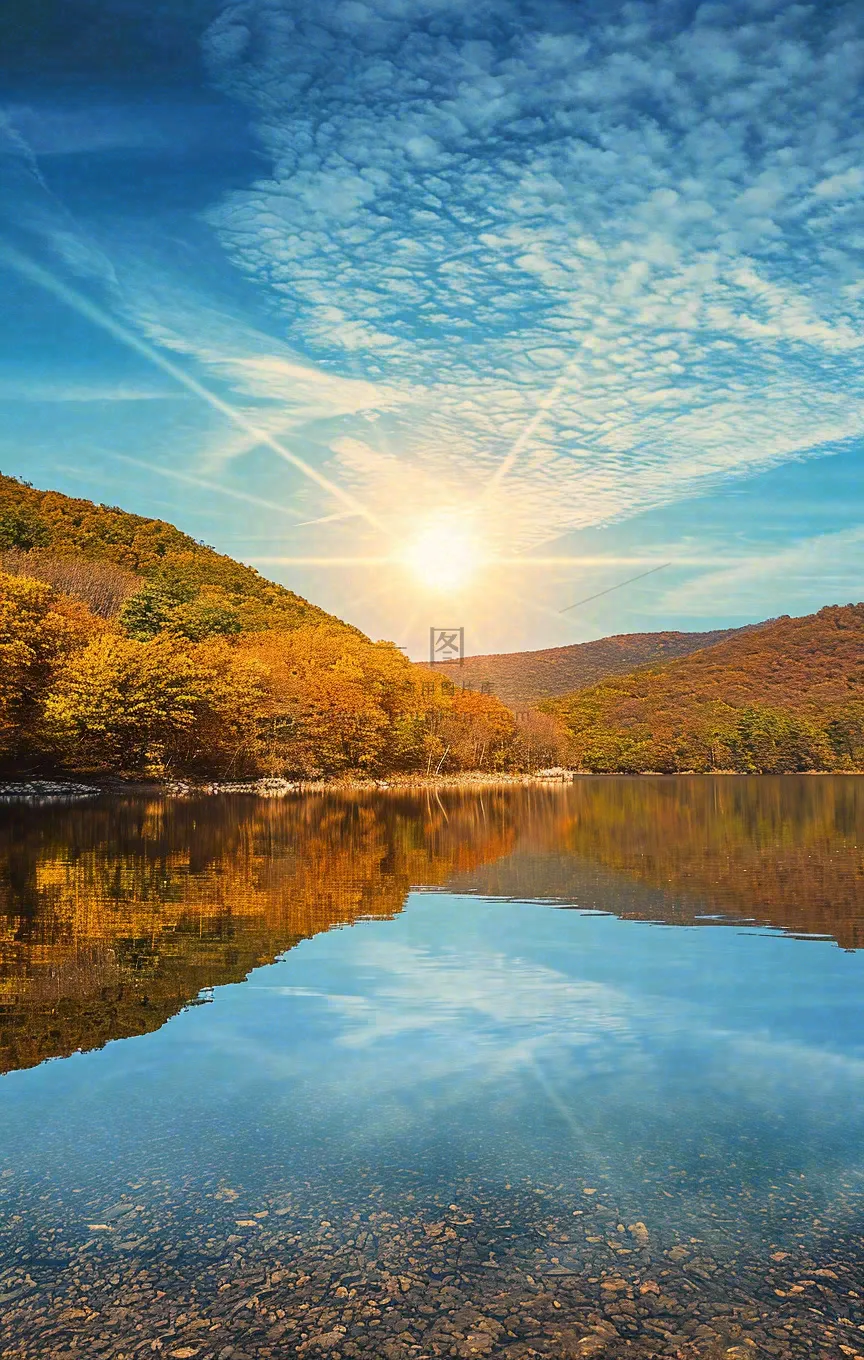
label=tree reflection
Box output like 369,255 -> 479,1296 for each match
1,777 -> 862,1075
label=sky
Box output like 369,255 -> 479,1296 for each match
1,0 -> 863,655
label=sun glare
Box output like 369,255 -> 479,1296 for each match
401,520 -> 484,591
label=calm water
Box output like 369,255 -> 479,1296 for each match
0,778 -> 863,1359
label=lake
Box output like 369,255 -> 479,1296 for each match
0,777 -> 862,1360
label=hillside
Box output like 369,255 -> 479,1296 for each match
428,626 -> 756,705
548,604 -> 864,773
0,473 -> 535,780
0,472 -> 351,634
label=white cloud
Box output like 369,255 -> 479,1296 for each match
308,939 -> 636,1050
191,0 -> 864,546
235,934 -> 648,1105
814,166 -> 864,200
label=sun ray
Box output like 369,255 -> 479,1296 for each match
112,454 -> 302,519
293,510 -> 363,527
0,241 -> 386,532
251,554 -> 731,568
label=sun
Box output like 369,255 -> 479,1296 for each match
400,519 -> 484,591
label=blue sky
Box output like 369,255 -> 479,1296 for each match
1,0 -> 863,654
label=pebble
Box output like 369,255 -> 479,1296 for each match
0,780 -> 98,801
0,1169 -> 860,1360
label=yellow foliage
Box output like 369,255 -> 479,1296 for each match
0,473 -> 350,634
0,570 -> 102,759
0,562 -> 531,780
234,627 -> 420,776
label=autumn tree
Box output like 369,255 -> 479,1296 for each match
0,502 -> 51,551
509,708 -> 572,771
434,690 -> 517,771
234,627 -> 416,777
44,635 -> 210,775
0,570 -> 100,765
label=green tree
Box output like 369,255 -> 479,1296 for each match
727,705 -> 832,773
166,595 -> 243,642
0,503 -> 50,551
824,703 -> 864,767
119,574 -> 197,640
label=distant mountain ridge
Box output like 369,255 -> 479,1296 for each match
428,625 -> 762,705
547,604 -> 864,773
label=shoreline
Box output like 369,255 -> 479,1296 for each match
1,767 -> 861,801
0,770 -> 577,800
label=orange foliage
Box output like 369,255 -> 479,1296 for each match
0,791 -> 517,1072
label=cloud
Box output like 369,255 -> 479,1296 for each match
306,939 -> 636,1051
195,0 -> 864,546
113,261 -> 398,413
236,935 -> 648,1107
665,523 -> 864,615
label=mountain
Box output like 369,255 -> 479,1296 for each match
548,604 -> 864,773
428,625 -> 757,705
0,474 -> 531,780
0,472 -> 351,634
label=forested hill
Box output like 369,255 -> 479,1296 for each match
0,472 -> 351,635
547,604 -> 864,773
430,625 -> 757,705
0,473 -> 542,781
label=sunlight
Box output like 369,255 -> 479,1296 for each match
400,518 -> 485,592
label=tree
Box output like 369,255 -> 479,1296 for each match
824,702 -> 864,767
437,690 -> 517,771
166,593 -> 242,642
726,706 -> 833,773
119,573 -> 197,640
44,635 -> 213,774
510,708 -> 572,771
0,570 -> 99,763
235,627 -> 408,777
0,503 -> 50,551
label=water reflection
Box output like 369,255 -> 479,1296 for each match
456,776 -> 864,948
0,778 -> 862,1359
1,778 -> 862,1075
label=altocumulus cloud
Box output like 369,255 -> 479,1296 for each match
200,0 -> 864,543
